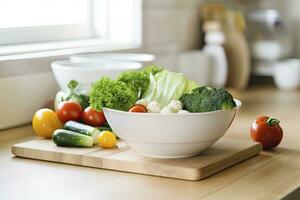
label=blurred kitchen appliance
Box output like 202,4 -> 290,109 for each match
223,10 -> 250,90
247,9 -> 292,76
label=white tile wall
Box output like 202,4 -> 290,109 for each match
143,8 -> 179,44
142,0 -> 203,69
0,72 -> 57,129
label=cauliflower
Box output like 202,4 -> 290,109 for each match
135,99 -> 148,108
177,110 -> 190,114
160,106 -> 175,114
168,100 -> 183,113
147,101 -> 162,113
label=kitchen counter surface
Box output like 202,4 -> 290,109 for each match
0,86 -> 300,200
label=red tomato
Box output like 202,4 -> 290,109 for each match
250,116 -> 283,150
82,107 -> 106,126
129,104 -> 147,113
56,101 -> 82,123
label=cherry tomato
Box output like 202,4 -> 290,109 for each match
98,131 -> 116,148
82,107 -> 106,126
32,108 -> 63,138
129,104 -> 147,113
56,101 -> 82,123
250,116 -> 283,150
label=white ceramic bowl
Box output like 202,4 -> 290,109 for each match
51,60 -> 143,91
103,99 -> 241,159
70,53 -> 155,66
274,59 -> 300,91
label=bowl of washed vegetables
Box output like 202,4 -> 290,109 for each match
88,66 -> 241,159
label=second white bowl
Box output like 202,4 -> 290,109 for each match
51,60 -> 143,91
70,53 -> 155,66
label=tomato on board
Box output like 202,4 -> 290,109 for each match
250,116 -> 283,150
32,108 -> 63,138
128,104 -> 147,113
82,107 -> 106,126
98,131 -> 117,148
56,101 -> 82,123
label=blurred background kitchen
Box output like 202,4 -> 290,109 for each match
1,0 -> 300,130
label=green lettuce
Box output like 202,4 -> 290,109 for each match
142,70 -> 198,106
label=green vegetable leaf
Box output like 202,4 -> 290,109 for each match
117,71 -> 150,99
68,80 -> 79,91
55,80 -> 89,110
142,65 -> 163,75
90,77 -> 138,111
142,70 -> 198,106
117,65 -> 163,98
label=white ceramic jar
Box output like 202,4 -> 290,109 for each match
274,59 -> 300,91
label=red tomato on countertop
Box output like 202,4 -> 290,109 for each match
250,116 -> 283,150
82,107 -> 106,126
56,101 -> 82,123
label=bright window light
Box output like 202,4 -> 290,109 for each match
0,0 -> 90,28
0,0 -> 141,53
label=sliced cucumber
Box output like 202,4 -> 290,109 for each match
64,121 -> 100,144
53,129 -> 93,147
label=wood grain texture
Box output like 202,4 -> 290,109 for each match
11,138 -> 261,180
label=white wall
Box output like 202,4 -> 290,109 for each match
142,0 -> 203,71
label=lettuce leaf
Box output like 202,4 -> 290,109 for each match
142,70 -> 198,106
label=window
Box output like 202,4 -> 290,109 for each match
0,0 -> 141,56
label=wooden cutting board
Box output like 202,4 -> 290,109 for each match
11,138 -> 261,181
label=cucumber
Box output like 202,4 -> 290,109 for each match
53,129 -> 93,147
64,121 -> 100,144
98,126 -> 112,132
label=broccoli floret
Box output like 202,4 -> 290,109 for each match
89,77 -> 138,111
180,86 -> 236,113
215,88 -> 237,110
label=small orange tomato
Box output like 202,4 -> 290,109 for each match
250,116 -> 283,150
128,104 -> 147,113
98,131 -> 117,148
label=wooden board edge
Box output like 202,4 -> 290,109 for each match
11,144 -> 87,166
10,142 -> 263,181
98,157 -> 201,181
11,145 -> 17,156
198,143 -> 263,180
